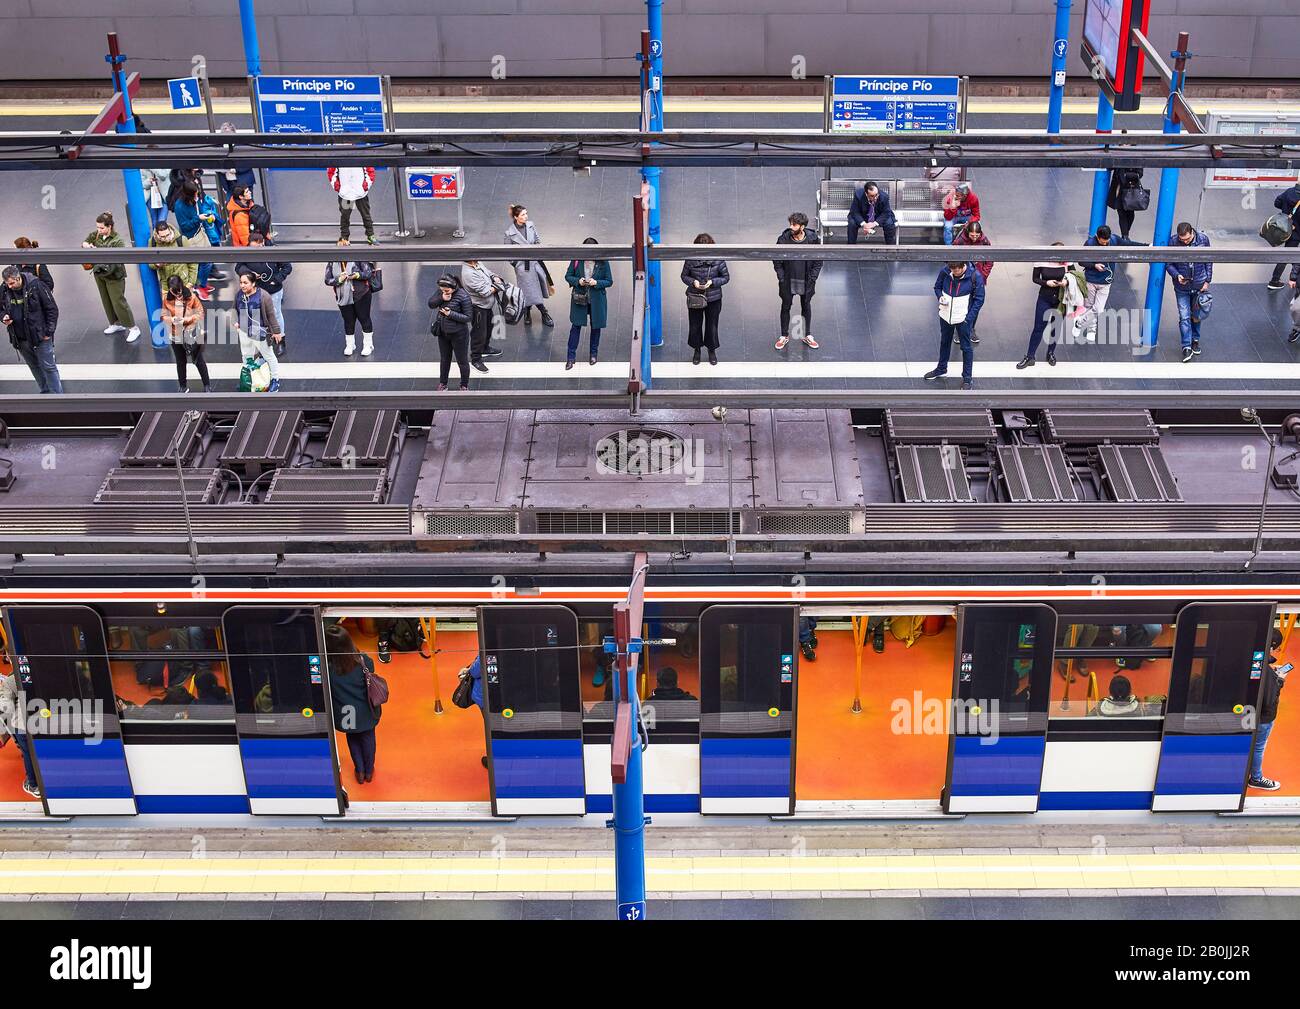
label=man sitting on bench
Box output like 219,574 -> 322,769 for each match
846,182 -> 897,245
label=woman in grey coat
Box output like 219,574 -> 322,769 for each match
504,204 -> 554,327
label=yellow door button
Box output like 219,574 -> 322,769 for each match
768,707 -> 780,718
503,707 -> 515,719
1233,704 -> 1245,715
302,708 -> 313,718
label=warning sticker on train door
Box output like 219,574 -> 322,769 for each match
780,653 -> 793,682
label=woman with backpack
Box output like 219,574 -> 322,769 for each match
504,204 -> 554,327
325,624 -> 384,785
325,252 -> 378,358
429,273 -> 473,390
681,233 -> 729,365
225,184 -> 272,248
564,237 -> 612,369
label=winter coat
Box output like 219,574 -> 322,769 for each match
16,262 -> 53,293
773,228 -> 824,290
236,246 -> 293,295
952,228 -> 994,281
933,266 -> 985,327
505,221 -> 551,307
1083,234 -> 1144,286
1165,230 -> 1213,290
149,231 -> 198,291
460,263 -> 498,310
325,261 -> 375,305
0,272 -> 59,349
84,229 -> 127,281
1275,185 -> 1300,227
162,291 -> 203,346
140,168 -> 170,211
429,283 -> 472,340
233,287 -> 282,341
327,167 -> 375,201
226,195 -> 272,247
681,258 -> 730,305
943,189 -> 980,223
329,655 -> 381,733
848,187 -> 897,229
565,259 -> 612,329
175,196 -> 220,245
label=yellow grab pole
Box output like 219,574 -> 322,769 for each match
1280,611 -> 1296,652
852,615 -> 866,714
419,617 -> 443,714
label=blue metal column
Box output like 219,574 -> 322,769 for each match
238,0 -> 262,76
1141,49 -> 1188,350
105,34 -> 162,347
1088,93 -> 1115,234
612,652 -> 647,919
1047,0 -> 1072,134
644,5 -> 663,350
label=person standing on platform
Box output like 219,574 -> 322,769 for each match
505,204 -> 554,327
774,211 -> 823,350
1266,181 -> 1300,291
328,166 -> 378,246
141,166 -> 171,230
12,238 -> 53,293
226,184 -> 272,249
162,274 -> 211,394
1107,167 -> 1147,240
1077,224 -> 1143,345
236,232 -> 291,357
1166,221 -> 1212,364
461,259 -> 501,373
429,273 -> 472,391
82,212 -> 140,343
174,183 -> 219,300
952,220 -> 993,345
924,260 -> 984,391
564,237 -> 612,369
325,253 -> 377,358
216,124 -> 257,209
682,233 -> 729,366
1017,243 -> 1080,369
148,221 -> 199,300
0,266 -> 62,394
232,272 -> 282,392
942,182 -> 980,245
846,182 -> 897,246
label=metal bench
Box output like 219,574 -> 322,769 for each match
817,169 -> 965,242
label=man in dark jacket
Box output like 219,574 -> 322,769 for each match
1166,222 -> 1212,362
1076,224 -> 1144,344
924,261 -> 985,390
1249,631 -> 1290,790
846,182 -> 897,245
774,212 -> 824,350
0,266 -> 62,393
1267,183 -> 1300,290
236,231 -> 292,351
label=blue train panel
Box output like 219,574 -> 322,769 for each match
239,737 -> 338,813
1153,734 -> 1252,810
700,737 -> 791,812
947,735 -> 1045,812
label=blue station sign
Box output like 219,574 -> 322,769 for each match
254,76 -> 386,135
830,76 -> 960,134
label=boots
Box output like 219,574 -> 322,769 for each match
539,307 -> 554,328
344,333 -> 356,357
361,332 -> 374,357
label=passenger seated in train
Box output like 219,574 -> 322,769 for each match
649,667 -> 697,702
192,670 -> 230,705
1098,675 -> 1141,717
127,686 -> 194,719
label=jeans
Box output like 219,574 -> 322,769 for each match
799,616 -> 818,646
1174,288 -> 1202,348
339,195 -> 374,241
1250,720 -> 1274,781
147,203 -> 169,229
566,324 -> 601,362
1027,291 -> 1060,358
197,261 -> 212,289
936,320 -> 974,381
15,340 -> 63,393
269,288 -> 286,334
778,285 -> 814,338
13,732 -> 35,789
345,728 -> 377,779
943,215 -> 971,245
438,332 -> 470,387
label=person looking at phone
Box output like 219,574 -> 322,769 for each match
1249,630 -> 1292,791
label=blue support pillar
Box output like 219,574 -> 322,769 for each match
1088,93 -> 1115,235
1047,0 -> 1072,135
238,0 -> 262,77
105,36 -> 162,347
644,1 -> 663,350
1141,65 -> 1185,350
612,666 -> 647,919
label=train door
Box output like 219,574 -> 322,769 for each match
222,606 -> 343,815
479,605 -> 585,815
698,605 -> 797,815
2,606 -> 136,815
942,604 -> 1055,814
1152,602 -> 1275,812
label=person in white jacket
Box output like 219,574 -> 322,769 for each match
327,167 -> 378,245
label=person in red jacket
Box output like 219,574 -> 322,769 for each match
943,182 -> 981,245
327,166 -> 378,245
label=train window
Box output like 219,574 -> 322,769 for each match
967,620 -> 1039,714
11,617 -> 98,704
580,617 -> 700,727
1186,621 -> 1259,715
223,608 -> 329,735
107,624 -> 222,653
480,608 -> 580,735
105,619 -> 233,725
1052,622 -> 1173,720
717,620 -> 780,714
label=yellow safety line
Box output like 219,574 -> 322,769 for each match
0,853 -> 1295,894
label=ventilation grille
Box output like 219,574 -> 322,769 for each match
120,411 -> 208,466
94,467 -> 223,505
997,445 -> 1079,503
1099,444 -> 1182,503
264,468 -> 388,504
323,409 -> 400,468
886,408 -> 996,444
1043,409 -> 1158,445
895,445 -> 973,503
220,410 -> 303,469
534,510 -> 738,536
423,511 -> 518,536
757,511 -> 853,535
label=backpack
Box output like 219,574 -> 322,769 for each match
1261,212 -> 1294,247
493,275 -> 525,325
388,618 -> 421,652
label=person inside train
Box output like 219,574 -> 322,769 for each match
458,655 -> 489,769
1249,630 -> 1290,791
799,616 -> 818,663
1114,624 -> 1163,670
1098,674 -> 1141,717
649,666 -> 696,702
131,686 -> 195,720
325,624 -> 383,785
192,670 -> 230,706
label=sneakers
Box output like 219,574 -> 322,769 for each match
775,335 -> 790,350
267,379 -> 281,392
1267,280 -> 1286,291
436,383 -> 448,391
1191,340 -> 1201,356
365,235 -> 379,246
1249,776 -> 1281,790
207,270 -> 228,282
802,334 -> 819,349
1290,329 -> 1300,345
195,286 -> 214,301
1181,345 -> 1194,363
21,780 -> 39,799
961,380 -> 973,391
1046,349 -> 1057,366
970,332 -> 980,345
923,368 -> 946,381
125,326 -> 141,343
344,335 -> 356,357
103,324 -> 126,335
801,641 -> 817,662
483,347 -> 504,358
472,359 -> 489,373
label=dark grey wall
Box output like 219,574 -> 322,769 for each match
7,1 -> 1295,82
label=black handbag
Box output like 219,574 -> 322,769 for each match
572,287 -> 591,307
686,291 -> 708,310
452,669 -> 475,709
1120,186 -> 1150,212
